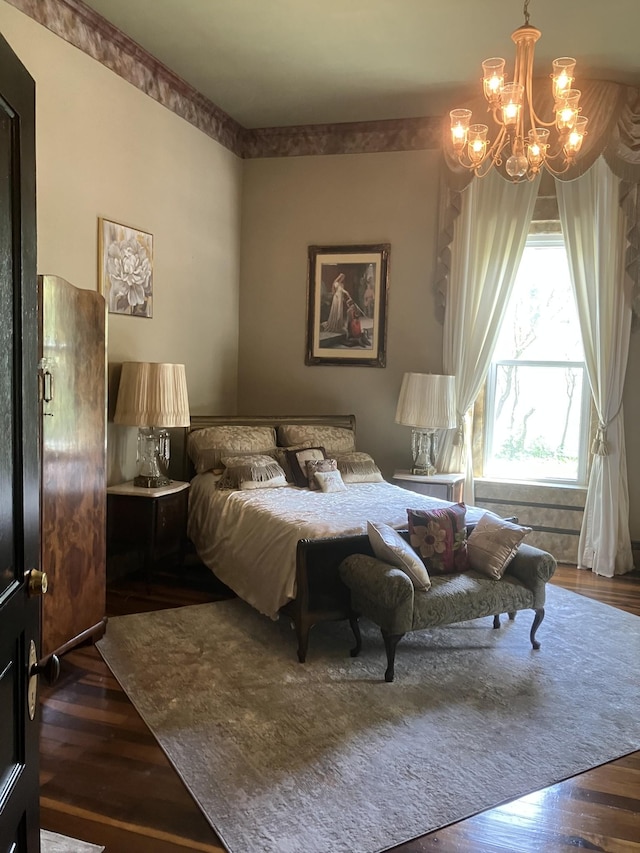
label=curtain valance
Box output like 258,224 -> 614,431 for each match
438,80 -> 640,320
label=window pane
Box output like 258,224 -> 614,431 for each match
486,364 -> 585,481
493,242 -> 584,362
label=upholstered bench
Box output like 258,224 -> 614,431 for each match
339,523 -> 557,682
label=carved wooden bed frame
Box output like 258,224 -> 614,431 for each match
182,414 -> 383,662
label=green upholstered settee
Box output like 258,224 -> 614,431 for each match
339,541 -> 557,682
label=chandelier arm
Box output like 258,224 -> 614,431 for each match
532,115 -> 556,128
474,156 -> 500,179
534,157 -> 572,176
523,39 -> 552,129
525,41 -> 536,136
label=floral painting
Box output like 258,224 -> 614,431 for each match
98,218 -> 153,316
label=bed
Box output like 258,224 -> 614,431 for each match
183,414 -> 488,662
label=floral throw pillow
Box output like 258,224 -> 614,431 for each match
407,503 -> 468,575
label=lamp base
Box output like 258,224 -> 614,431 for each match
135,427 -> 171,488
133,473 -> 171,489
410,428 -> 438,477
411,463 -> 436,477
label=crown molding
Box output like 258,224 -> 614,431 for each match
5,0 -> 441,159
5,0 -> 245,154
244,117 -> 441,159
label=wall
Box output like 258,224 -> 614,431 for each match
0,1 -> 242,483
240,151 -> 640,560
238,150 -> 444,479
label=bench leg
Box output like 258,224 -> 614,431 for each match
381,630 -> 404,683
530,608 -> 544,649
349,613 -> 362,658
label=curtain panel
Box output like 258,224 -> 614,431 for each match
438,169 -> 539,502
556,157 -> 634,576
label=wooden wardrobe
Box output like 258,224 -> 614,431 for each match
39,274 -> 107,662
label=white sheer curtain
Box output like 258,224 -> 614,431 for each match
556,157 -> 634,576
439,169 -> 539,502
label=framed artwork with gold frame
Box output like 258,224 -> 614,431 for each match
305,243 -> 389,367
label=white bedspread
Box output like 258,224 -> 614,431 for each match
187,477 -> 489,619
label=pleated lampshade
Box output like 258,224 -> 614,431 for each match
114,362 -> 190,428
395,373 -> 456,429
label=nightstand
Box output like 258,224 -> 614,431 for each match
392,470 -> 465,502
106,480 -> 190,583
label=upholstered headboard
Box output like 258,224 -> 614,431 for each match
179,414 -> 356,480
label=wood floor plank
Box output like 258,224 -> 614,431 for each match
39,561 -> 640,852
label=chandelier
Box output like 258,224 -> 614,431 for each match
449,0 -> 588,181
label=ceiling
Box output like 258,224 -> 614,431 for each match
80,0 -> 640,129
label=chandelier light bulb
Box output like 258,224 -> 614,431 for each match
450,108 -> 472,152
552,57 -> 576,99
564,116 -> 588,157
482,57 -> 506,104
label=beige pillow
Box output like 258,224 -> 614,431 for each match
336,451 -> 383,483
314,470 -> 347,493
305,457 -> 338,490
467,513 -> 532,579
217,453 -> 287,490
187,425 -> 277,474
368,521 -> 431,591
276,424 -> 355,457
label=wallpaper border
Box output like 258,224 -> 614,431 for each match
5,0 -> 441,159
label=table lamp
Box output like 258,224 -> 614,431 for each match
114,362 -> 190,487
395,372 -> 456,476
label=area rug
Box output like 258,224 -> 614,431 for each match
41,830 -> 104,852
96,585 -> 640,853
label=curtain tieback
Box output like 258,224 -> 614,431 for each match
591,423 -> 609,456
453,417 -> 465,447
591,402 -> 624,457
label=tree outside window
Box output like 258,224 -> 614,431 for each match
483,233 -> 590,483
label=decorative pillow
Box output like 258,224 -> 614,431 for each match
314,469 -> 347,493
408,503 -> 468,575
277,425 -> 356,457
187,425 -> 277,474
273,442 -> 315,483
217,454 -> 287,490
305,457 -> 338,490
284,446 -> 326,488
467,513 -> 532,579
367,521 -> 431,591
335,451 -> 383,483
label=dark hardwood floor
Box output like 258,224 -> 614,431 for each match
39,559 -> 640,853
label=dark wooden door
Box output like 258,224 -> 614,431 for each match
0,31 -> 40,853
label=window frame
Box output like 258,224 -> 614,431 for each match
482,233 -> 591,486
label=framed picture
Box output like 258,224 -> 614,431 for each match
305,243 -> 389,366
98,217 -> 153,317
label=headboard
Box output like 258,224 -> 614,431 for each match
178,413 -> 356,481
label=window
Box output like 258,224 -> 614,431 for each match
483,233 -> 590,484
